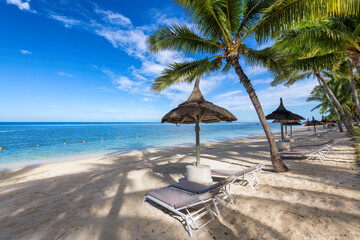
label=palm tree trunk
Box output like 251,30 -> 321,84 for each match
228,53 -> 288,173
347,60 -> 360,121
317,77 -> 343,132
344,107 -> 353,127
350,52 -> 360,75
315,71 -> 356,135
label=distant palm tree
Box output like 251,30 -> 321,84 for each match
257,20 -> 358,135
308,72 -> 360,126
269,17 -> 360,122
148,0 -> 360,172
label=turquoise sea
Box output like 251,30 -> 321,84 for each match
0,122 -> 287,170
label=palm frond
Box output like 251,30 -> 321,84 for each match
292,52 -> 346,71
237,0 -> 276,41
255,0 -> 360,44
224,0 -> 243,35
148,24 -> 221,55
174,0 -> 234,43
274,18 -> 360,54
245,47 -> 286,73
221,61 -> 232,72
151,58 -> 222,92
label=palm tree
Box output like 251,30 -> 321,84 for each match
317,77 -> 343,132
271,17 -> 360,120
148,0 -> 290,172
147,0 -> 360,173
261,20 -> 358,135
308,72 -> 360,127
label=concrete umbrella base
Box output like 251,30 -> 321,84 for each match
186,165 -> 213,184
277,141 -> 291,151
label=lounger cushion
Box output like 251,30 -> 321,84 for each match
169,181 -> 208,194
211,163 -> 262,177
280,145 -> 325,156
170,176 -> 235,194
294,140 -> 334,150
146,187 -> 214,209
198,176 -> 235,194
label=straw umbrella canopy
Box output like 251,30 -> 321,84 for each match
303,118 -> 311,131
266,98 -> 305,141
162,78 -> 237,166
321,116 -> 332,128
305,116 -> 324,134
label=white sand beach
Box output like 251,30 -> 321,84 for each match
0,127 -> 359,240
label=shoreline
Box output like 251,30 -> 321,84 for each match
0,126 -> 292,172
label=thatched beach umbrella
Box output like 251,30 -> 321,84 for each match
303,118 -> 311,131
162,78 -> 237,166
321,116 -> 332,128
305,116 -> 324,134
266,98 -> 305,141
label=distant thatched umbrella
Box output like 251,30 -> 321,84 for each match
266,98 -> 305,141
162,78 -> 237,166
303,118 -> 311,131
321,116 -> 332,128
305,116 -> 324,134
284,121 -> 302,137
273,120 -> 302,138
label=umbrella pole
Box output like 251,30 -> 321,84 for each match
195,121 -> 200,166
290,125 -> 293,137
285,125 -> 288,136
314,125 -> 316,134
280,121 -> 284,142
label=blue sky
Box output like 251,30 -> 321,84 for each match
0,0 -> 321,122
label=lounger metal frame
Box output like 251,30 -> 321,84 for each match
211,164 -> 263,189
143,193 -> 218,237
281,140 -> 337,161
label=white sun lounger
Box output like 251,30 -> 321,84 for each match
143,176 -> 235,237
280,140 -> 337,161
210,163 -> 263,188
293,140 -> 336,152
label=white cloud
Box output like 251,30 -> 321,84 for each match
244,65 -> 269,77
141,98 -> 152,102
95,8 -> 132,27
19,49 -> 31,55
103,109 -> 125,114
103,108 -> 159,115
252,78 -> 273,85
99,68 -> 152,95
257,40 -> 274,50
51,14 -> 81,28
161,73 -> 228,106
113,76 -> 137,91
216,90 -> 242,98
95,28 -> 148,59
95,87 -> 113,92
6,0 -> 31,11
57,72 -> 73,77
214,78 -> 318,112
